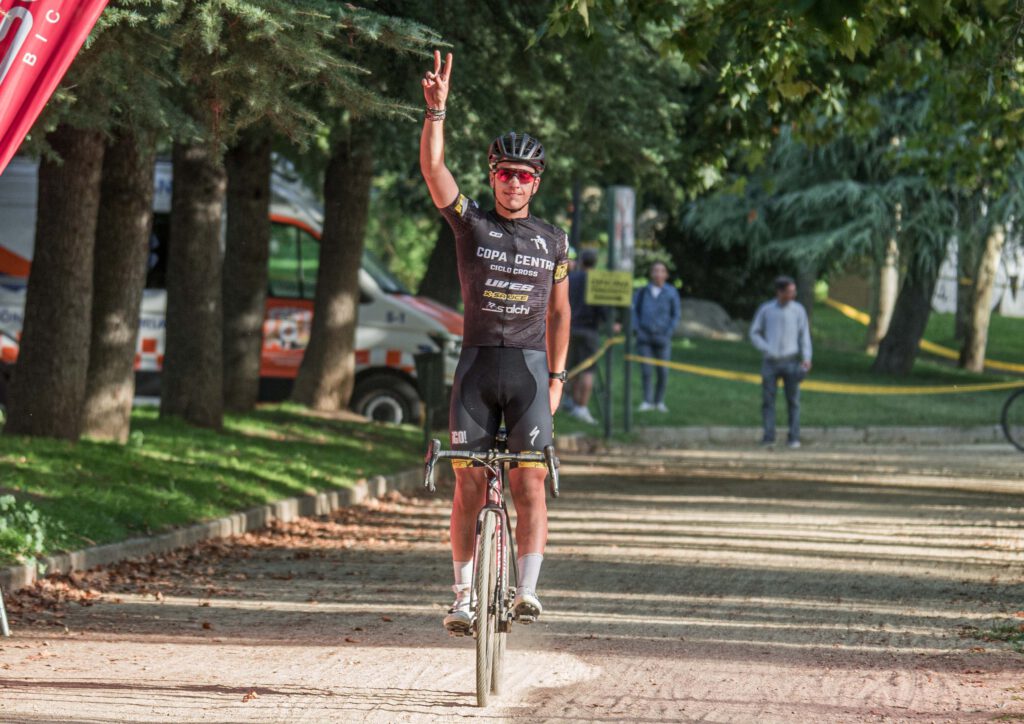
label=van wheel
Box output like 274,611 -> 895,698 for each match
351,375 -> 421,425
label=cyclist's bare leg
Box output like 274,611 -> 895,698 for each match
509,466 -> 547,620
508,467 -> 548,555
451,467 -> 488,560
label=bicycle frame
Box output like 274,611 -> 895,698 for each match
474,470 -> 517,633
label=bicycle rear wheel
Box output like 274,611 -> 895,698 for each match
474,512 -> 497,707
1002,389 -> 1024,452
491,515 -> 510,695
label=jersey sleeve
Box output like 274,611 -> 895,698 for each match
438,191 -> 482,234
553,229 -> 570,284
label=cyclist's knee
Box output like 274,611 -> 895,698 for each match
509,467 -> 547,504
453,468 -> 487,506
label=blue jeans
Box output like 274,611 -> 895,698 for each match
636,338 -> 671,404
761,357 -> 803,442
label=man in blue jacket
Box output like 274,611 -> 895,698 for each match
632,261 -> 681,412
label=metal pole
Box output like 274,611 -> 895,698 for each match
0,585 -> 11,637
604,187 -> 617,440
623,311 -> 633,433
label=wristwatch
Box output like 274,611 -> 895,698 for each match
549,370 -> 568,382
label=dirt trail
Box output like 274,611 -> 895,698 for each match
2,443 -> 1023,722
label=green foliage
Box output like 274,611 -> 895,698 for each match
0,494 -> 62,565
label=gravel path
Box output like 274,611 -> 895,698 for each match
1,443 -> 1023,722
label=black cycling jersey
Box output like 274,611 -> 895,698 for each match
439,191 -> 570,351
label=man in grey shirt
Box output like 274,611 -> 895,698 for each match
749,276 -> 812,448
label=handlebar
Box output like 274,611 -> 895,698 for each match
423,440 -> 560,499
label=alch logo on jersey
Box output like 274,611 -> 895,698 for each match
529,426 -> 540,446
483,300 -> 530,315
451,430 -> 468,445
531,235 -> 548,254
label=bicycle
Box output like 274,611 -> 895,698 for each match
1002,389 -> 1024,452
423,430 -> 559,707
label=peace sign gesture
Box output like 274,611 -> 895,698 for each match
422,50 -> 453,109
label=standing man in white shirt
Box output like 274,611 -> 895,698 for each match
749,276 -> 812,448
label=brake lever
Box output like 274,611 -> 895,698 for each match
424,439 -> 440,492
543,445 -> 559,499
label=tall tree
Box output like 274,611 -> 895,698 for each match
5,126 -> 105,439
291,121 -> 374,410
81,129 -> 156,441
223,129 -> 272,411
160,142 -> 227,427
960,223 -> 1006,372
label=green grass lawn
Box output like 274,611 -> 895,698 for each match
556,303 -> 1024,434
0,404 -> 419,565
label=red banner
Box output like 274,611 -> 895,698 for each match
0,0 -> 108,175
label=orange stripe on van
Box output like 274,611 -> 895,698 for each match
386,350 -> 402,367
355,350 -> 370,365
0,246 -> 31,278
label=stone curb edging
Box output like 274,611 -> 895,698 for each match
0,464 -> 454,594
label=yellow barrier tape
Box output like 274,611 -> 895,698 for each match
822,297 -> 1024,374
566,335 -> 625,380
623,353 -> 1024,395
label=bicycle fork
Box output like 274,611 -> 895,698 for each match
470,474 -> 518,635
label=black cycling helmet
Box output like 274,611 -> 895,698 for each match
488,131 -> 546,173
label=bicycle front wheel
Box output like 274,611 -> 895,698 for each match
491,515 -> 510,695
474,512 -> 498,707
1003,389 -> 1024,452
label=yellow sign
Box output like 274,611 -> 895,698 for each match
585,269 -> 633,307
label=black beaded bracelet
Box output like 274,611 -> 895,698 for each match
425,107 -> 447,122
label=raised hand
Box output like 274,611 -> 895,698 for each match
422,50 -> 453,109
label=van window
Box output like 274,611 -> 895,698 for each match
269,223 -> 301,298
297,227 -> 319,300
146,213 -> 171,289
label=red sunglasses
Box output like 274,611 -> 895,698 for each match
494,167 -> 539,184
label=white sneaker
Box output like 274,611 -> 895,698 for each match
443,584 -> 472,635
786,440 -> 801,449
513,588 -> 543,623
570,407 -> 598,425
638,401 -> 654,412
656,402 -> 669,413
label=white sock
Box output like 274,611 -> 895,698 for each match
517,553 -> 543,593
453,559 -> 472,589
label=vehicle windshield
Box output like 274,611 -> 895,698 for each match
362,251 -> 409,294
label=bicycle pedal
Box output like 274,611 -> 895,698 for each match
515,614 -> 537,624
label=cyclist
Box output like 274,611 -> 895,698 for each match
419,50 -> 571,634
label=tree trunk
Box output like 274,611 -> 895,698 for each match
5,125 -> 104,440
223,130 -> 272,412
795,260 -> 816,325
160,143 -> 226,428
81,130 -> 155,442
954,238 -> 975,342
416,218 -> 460,308
865,237 -> 899,354
871,245 -> 943,376
291,123 -> 374,410
959,223 -> 1006,372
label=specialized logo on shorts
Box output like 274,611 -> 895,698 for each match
529,426 -> 540,446
451,430 -> 468,445
554,262 -> 568,281
488,230 -> 503,238
531,235 -> 548,254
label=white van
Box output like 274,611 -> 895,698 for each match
0,156 -> 463,423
